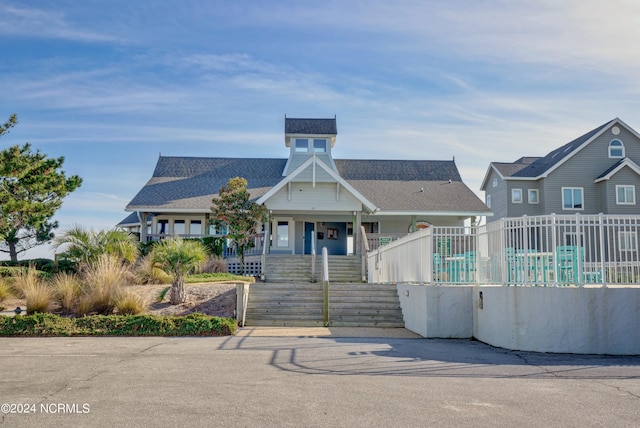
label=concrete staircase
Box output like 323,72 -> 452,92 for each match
329,283 -> 405,328
244,282 -> 404,327
264,255 -> 363,283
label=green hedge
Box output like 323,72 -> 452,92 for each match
0,259 -> 77,275
0,312 -> 237,337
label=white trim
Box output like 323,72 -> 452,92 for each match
257,155 -> 377,212
594,158 -> 640,183
125,207 -> 211,213
608,139 -> 625,158
370,210 -> 493,216
272,217 -> 294,253
616,185 -> 636,205
618,230 -> 638,252
285,133 -> 336,148
511,188 -> 523,204
480,164 -> 506,190
561,187 -> 584,211
528,189 -> 539,204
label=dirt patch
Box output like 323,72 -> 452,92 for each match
137,282 -> 238,317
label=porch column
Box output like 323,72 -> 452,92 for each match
204,213 -> 210,236
354,211 -> 362,255
140,211 -> 148,243
411,215 -> 417,233
151,216 -> 158,238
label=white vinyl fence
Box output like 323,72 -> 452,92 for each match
368,214 -> 640,286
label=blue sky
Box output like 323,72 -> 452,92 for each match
2,0 -> 640,259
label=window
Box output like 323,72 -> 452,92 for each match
173,220 -> 185,235
616,185 -> 635,205
609,139 -> 624,158
295,138 -> 309,152
492,177 -> 498,187
157,220 -> 168,234
486,194 -> 491,208
562,187 -> 583,210
313,139 -> 327,152
619,231 -> 637,251
276,221 -> 289,247
528,189 -> 539,204
189,220 -> 201,235
511,188 -> 523,203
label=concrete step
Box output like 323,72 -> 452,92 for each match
264,255 -> 364,283
244,282 -> 404,328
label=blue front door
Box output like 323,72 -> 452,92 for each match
304,222 -> 315,254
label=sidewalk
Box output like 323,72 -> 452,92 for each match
235,326 -> 422,338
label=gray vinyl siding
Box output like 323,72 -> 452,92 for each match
540,126 -> 639,214
603,167 -> 640,214
485,170 -> 508,222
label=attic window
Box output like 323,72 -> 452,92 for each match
609,139 -> 624,158
295,139 -> 309,152
313,139 -> 327,152
492,177 -> 498,187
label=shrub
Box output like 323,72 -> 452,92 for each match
52,273 -> 81,314
115,290 -> 147,315
201,236 -> 225,257
0,313 -> 237,336
23,283 -> 54,315
0,279 -> 12,302
133,254 -> 172,285
199,256 -> 228,274
10,268 -> 42,298
77,254 -> 128,315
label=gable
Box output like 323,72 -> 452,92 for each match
594,158 -> 640,183
257,155 -> 376,211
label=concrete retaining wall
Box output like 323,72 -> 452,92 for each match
473,286 -> 640,355
397,284 -> 473,338
397,283 -> 640,355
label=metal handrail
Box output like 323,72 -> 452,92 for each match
322,247 -> 329,326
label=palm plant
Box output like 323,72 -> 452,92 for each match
54,225 -> 139,264
150,237 -> 207,304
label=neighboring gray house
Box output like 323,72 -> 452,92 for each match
481,118 -> 640,222
121,117 -> 490,256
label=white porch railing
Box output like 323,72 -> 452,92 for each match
368,214 -> 640,286
145,233 -> 265,258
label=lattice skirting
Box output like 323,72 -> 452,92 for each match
226,257 -> 261,276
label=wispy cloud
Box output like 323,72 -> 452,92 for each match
0,3 -> 121,43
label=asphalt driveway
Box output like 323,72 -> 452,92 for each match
0,331 -> 638,427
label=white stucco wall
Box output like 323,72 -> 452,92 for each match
397,284 -> 473,338
473,286 -> 640,355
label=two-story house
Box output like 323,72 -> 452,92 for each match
481,118 -> 640,222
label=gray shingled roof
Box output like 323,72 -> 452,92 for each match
492,158 -> 540,177
511,121 -> 610,178
335,159 -> 461,181
347,180 -> 489,212
285,118 -> 337,135
126,157 -> 286,210
126,156 -> 488,214
595,158 -> 629,180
